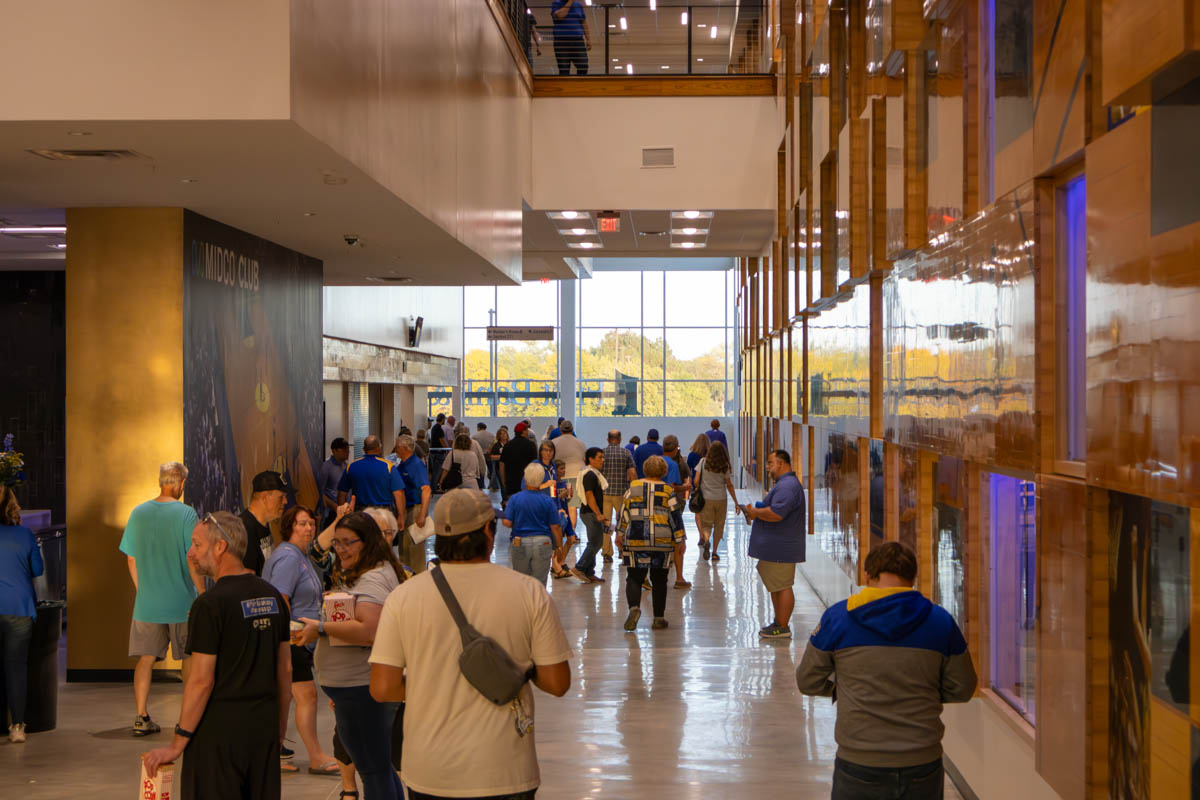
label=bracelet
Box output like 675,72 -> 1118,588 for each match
174,724 -> 194,739
318,619 -> 326,636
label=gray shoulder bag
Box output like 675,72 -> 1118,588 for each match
429,560 -> 535,707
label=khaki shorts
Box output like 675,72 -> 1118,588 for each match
128,620 -> 189,660
756,560 -> 797,593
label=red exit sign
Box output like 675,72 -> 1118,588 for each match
598,214 -> 620,233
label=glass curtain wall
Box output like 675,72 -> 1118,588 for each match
461,281 -> 561,417
577,268 -> 735,417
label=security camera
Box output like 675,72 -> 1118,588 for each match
343,234 -> 360,246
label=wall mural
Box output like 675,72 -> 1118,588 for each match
182,211 -> 323,516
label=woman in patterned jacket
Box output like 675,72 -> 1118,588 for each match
615,455 -> 685,632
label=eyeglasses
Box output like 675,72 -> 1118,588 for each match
204,512 -> 234,546
331,537 -> 363,550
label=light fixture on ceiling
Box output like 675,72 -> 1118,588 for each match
661,65 -> 670,70
697,23 -> 707,28
560,227 -> 594,236
696,57 -> 704,62
67,130 -> 91,136
0,226 -> 67,235
711,25 -> 718,38
681,210 -> 702,219
681,11 -> 688,24
547,210 -> 584,221
626,63 -> 633,74
671,242 -> 704,249
619,16 -> 627,30
649,0 -> 656,9
612,58 -> 619,62
568,241 -> 600,249
303,211 -> 317,217
180,177 -> 199,183
609,23 -> 616,28
681,227 -> 698,235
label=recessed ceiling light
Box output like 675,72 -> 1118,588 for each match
568,241 -> 601,250
304,211 -> 317,217
672,241 -> 704,249
609,23 -> 616,28
570,228 -> 587,235
560,210 -> 579,219
626,63 -> 633,74
649,0 -> 656,10
661,65 -> 670,70
683,210 -> 701,219
682,227 -> 698,235
681,11 -> 688,24
697,23 -> 707,28
67,130 -> 91,136
0,226 -> 67,235
696,58 -> 704,62
181,178 -> 199,183
619,16 -> 627,30
48,243 -> 67,250
711,26 -> 718,38
612,58 -> 619,62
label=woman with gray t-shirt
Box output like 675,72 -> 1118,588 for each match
295,512 -> 406,800
692,441 -> 739,561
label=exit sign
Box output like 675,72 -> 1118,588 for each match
598,214 -> 620,233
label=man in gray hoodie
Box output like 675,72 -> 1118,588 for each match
796,541 -> 977,799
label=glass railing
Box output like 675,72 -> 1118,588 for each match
506,1 -> 771,77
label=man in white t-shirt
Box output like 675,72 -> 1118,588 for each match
369,488 -> 573,800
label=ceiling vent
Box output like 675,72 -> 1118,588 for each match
27,148 -> 149,161
641,147 -> 675,168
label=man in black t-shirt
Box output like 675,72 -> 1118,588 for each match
499,422 -> 539,505
571,447 -> 608,583
143,510 -> 291,800
239,471 -> 288,575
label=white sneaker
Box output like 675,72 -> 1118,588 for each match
9,723 -> 26,743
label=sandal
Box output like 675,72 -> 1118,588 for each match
308,759 -> 340,775
281,761 -> 299,773
340,792 -> 360,800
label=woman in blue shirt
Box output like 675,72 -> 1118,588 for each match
264,506 -> 337,774
0,486 -> 44,743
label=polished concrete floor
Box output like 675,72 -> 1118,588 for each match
3,493 -> 964,798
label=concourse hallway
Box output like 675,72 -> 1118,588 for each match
2,496 -> 963,799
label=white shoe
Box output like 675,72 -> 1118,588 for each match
9,723 -> 26,743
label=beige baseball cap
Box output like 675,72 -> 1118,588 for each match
432,488 -> 495,536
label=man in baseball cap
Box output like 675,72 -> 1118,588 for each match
499,421 -> 538,507
240,470 -> 288,575
369,488 -> 573,798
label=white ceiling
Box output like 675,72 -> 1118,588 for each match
0,120 -> 512,285
524,208 -> 773,257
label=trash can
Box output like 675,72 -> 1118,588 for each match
24,600 -> 64,733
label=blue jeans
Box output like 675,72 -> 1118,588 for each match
575,511 -> 604,577
510,536 -> 553,584
0,615 -> 33,725
322,684 -> 404,800
831,757 -> 943,800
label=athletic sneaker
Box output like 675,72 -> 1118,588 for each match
280,744 -> 295,760
132,715 -> 161,736
8,723 -> 26,743
701,539 -> 711,560
651,618 -> 669,630
623,607 -> 642,631
759,623 -> 792,639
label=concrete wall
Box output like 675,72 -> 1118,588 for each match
323,285 -> 464,361
531,96 -> 778,211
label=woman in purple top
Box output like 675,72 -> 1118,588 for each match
0,486 -> 44,743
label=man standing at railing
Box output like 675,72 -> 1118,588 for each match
551,0 -> 590,75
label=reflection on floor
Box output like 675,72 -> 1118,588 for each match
3,492 -> 964,799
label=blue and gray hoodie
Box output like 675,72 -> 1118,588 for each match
795,587 -> 977,768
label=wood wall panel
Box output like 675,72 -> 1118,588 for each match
1100,0 -> 1199,105
1032,0 -> 1086,174
1036,476 -> 1089,799
903,49 -> 927,250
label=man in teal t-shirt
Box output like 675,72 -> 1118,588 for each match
119,461 -> 203,736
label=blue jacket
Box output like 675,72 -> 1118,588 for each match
796,587 -> 977,767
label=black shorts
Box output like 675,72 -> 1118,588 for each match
290,644 -> 314,683
181,732 -> 279,800
333,703 -> 404,770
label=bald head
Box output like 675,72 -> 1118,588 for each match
607,429 -> 621,443
363,435 -> 382,453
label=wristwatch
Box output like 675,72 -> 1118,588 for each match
174,724 -> 194,739
317,619 -> 326,636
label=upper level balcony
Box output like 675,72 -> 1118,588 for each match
499,1 -> 773,78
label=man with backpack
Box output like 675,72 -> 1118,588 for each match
368,488 -> 572,800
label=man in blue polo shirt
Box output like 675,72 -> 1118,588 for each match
502,463 -> 564,585
550,0 -> 590,75
633,429 -> 664,478
742,449 -> 806,639
337,435 -> 406,521
392,434 -> 431,574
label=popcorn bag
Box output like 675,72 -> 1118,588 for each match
138,757 -> 174,800
322,592 -> 356,646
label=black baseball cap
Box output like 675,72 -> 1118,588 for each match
251,470 -> 287,493
330,437 -> 349,450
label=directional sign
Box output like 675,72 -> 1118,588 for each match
486,326 -> 554,341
